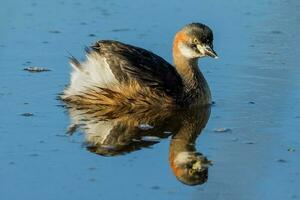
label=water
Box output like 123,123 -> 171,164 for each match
1,0 -> 300,199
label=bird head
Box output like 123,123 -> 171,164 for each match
173,23 -> 218,59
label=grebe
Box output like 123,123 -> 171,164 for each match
61,23 -> 218,107
66,103 -> 211,185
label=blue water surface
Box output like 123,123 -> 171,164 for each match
0,0 -> 300,199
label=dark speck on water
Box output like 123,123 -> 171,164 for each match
111,28 -> 131,32
270,30 -> 283,34
9,161 -> 15,165
29,153 -> 39,157
24,67 -> 51,72
24,61 -> 32,65
243,141 -> 256,145
49,30 -> 61,34
288,148 -> 296,152
21,112 -> 34,117
277,159 -> 287,163
89,178 -> 97,182
150,186 -> 161,190
88,167 -> 97,171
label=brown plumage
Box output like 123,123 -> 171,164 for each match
61,23 -> 218,108
65,100 -> 212,185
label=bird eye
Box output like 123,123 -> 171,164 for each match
193,38 -> 199,44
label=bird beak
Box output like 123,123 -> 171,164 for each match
197,44 -> 218,59
205,45 -> 218,59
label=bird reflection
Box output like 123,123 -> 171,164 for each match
64,104 -> 212,186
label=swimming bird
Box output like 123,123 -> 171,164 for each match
65,102 -> 212,185
61,23 -> 218,107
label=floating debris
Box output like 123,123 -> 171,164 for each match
89,178 -> 96,182
288,148 -> 296,152
29,153 -> 39,157
9,161 -> 15,165
150,186 -> 161,190
270,30 -> 282,34
22,61 -> 32,65
111,28 -> 131,32
138,124 -> 154,130
214,128 -> 232,133
243,141 -> 256,145
88,33 -> 96,37
21,112 -> 34,117
248,101 -> 255,104
24,67 -> 51,72
277,159 -> 287,163
88,167 -> 97,171
49,30 -> 61,34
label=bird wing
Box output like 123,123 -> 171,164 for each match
89,40 -> 183,98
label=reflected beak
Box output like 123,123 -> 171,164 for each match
197,44 -> 219,59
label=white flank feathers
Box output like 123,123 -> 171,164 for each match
63,53 -> 118,97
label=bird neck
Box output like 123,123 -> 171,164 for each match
169,120 -> 197,154
173,53 -> 199,89
168,105 -> 211,180
173,48 -> 211,103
